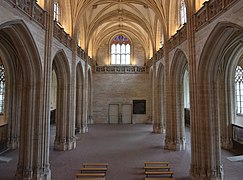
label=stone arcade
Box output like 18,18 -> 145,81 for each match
0,0 -> 243,179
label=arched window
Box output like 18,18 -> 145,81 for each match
235,65 -> 243,114
0,64 -> 5,115
54,1 -> 60,22
180,0 -> 187,25
111,35 -> 131,65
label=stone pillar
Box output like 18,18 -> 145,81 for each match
164,39 -> 177,150
188,4 -> 223,179
152,57 -> 162,133
64,37 -> 78,150
7,67 -> 22,150
219,74 -> 233,150
82,54 -> 89,133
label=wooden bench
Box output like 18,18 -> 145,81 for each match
145,171 -> 174,177
144,166 -> 170,171
75,173 -> 106,178
80,167 -> 107,174
75,178 -> 105,180
82,163 -> 108,168
144,162 -> 169,166
145,178 -> 175,180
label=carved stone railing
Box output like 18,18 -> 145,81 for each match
88,56 -> 92,66
95,65 -> 147,74
53,21 -> 72,50
8,0 -> 46,27
195,0 -> 238,30
77,45 -> 85,59
167,24 -> 187,51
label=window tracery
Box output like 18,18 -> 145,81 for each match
54,1 -> 60,22
235,65 -> 243,114
111,35 -> 131,65
0,64 -> 5,115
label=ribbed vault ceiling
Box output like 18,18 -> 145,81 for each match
69,0 -> 167,59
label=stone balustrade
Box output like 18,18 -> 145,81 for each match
9,0 -> 46,27
168,25 -> 187,51
53,21 -> 72,50
95,65 -> 147,74
195,0 -> 238,30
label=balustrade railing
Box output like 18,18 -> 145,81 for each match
168,24 -> 187,51
8,0 -> 46,27
195,0 -> 238,30
95,65 -> 147,74
53,21 -> 72,50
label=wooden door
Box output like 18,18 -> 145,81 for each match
109,104 -> 119,124
121,104 -> 132,124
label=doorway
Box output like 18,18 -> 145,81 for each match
121,104 -> 132,124
108,104 -> 132,124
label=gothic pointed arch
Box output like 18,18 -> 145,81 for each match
165,49 -> 188,150
52,49 -> 75,151
192,22 -> 243,179
0,19 -> 46,179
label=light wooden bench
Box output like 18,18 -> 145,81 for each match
80,167 -> 107,174
145,171 -> 174,177
75,178 -> 105,180
82,163 -> 108,168
145,178 -> 175,180
144,162 -> 169,166
144,166 -> 170,171
75,173 -> 106,178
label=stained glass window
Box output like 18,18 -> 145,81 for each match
180,0 -> 187,25
0,64 -> 5,115
111,35 -> 131,65
235,66 -> 243,114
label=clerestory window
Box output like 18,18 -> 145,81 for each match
180,0 -> 187,25
111,35 -> 131,65
54,1 -> 60,22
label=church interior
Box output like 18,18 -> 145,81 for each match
0,0 -> 243,179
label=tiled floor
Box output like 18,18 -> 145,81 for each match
0,124 -> 243,180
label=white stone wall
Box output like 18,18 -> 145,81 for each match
93,73 -> 150,123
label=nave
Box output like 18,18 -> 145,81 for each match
0,125 -> 243,180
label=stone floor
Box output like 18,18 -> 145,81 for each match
0,124 -> 243,180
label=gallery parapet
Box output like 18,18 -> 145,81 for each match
8,0 -> 46,27
195,0 -> 238,30
88,56 -> 92,66
77,45 -> 85,59
53,21 -> 72,50
95,65 -> 147,74
167,24 -> 187,51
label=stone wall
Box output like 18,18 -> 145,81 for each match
93,73 -> 151,123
